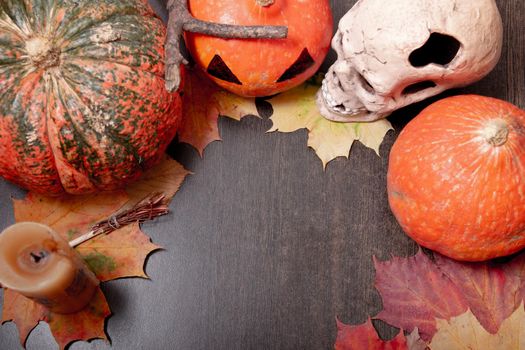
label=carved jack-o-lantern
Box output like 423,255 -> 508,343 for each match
185,0 -> 333,97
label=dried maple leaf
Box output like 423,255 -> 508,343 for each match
125,155 -> 191,201
2,288 -> 110,349
179,67 -> 259,155
429,305 -> 525,349
500,253 -> 525,302
2,156 -> 189,349
335,318 -> 410,350
13,191 -> 129,243
77,223 -> 160,281
432,253 -> 522,334
46,289 -> 111,350
374,250 -> 525,342
405,328 -> 428,350
267,81 -> 393,168
374,250 -> 468,340
1,289 -> 46,347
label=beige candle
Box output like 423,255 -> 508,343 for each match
0,222 -> 99,314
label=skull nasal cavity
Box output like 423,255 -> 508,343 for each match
402,80 -> 437,95
409,33 -> 461,67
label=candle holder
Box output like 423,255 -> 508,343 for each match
0,222 -> 99,314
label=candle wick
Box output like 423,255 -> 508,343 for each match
30,251 -> 48,264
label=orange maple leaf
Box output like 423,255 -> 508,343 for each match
78,223 -> 160,281
178,67 -> 259,155
2,288 -> 110,349
1,156 -> 189,349
1,289 -> 47,347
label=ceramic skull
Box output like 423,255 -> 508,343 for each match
317,0 -> 503,122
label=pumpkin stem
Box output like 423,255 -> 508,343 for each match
481,119 -> 509,147
25,37 -> 60,69
165,0 -> 288,92
257,0 -> 275,6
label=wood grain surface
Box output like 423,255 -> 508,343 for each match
1,0 -> 523,349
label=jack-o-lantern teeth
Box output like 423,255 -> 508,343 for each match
206,48 -> 316,86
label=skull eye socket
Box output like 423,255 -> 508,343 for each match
277,48 -> 315,82
402,80 -> 437,95
409,33 -> 461,68
207,55 -> 242,85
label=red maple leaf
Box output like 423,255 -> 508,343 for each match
373,250 -> 468,340
335,318 -> 410,350
374,250 -> 525,341
432,253 -> 522,334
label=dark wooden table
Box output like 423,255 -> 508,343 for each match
1,1 -> 523,349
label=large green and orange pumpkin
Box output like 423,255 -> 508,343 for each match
0,0 -> 181,195
185,0 -> 333,97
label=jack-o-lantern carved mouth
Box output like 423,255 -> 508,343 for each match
206,48 -> 315,85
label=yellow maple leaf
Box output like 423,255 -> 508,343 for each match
267,82 -> 393,168
429,304 -> 525,349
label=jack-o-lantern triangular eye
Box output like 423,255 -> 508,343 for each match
277,48 -> 315,83
207,55 -> 242,85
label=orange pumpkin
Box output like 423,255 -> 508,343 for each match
387,95 -> 525,261
185,0 -> 333,97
